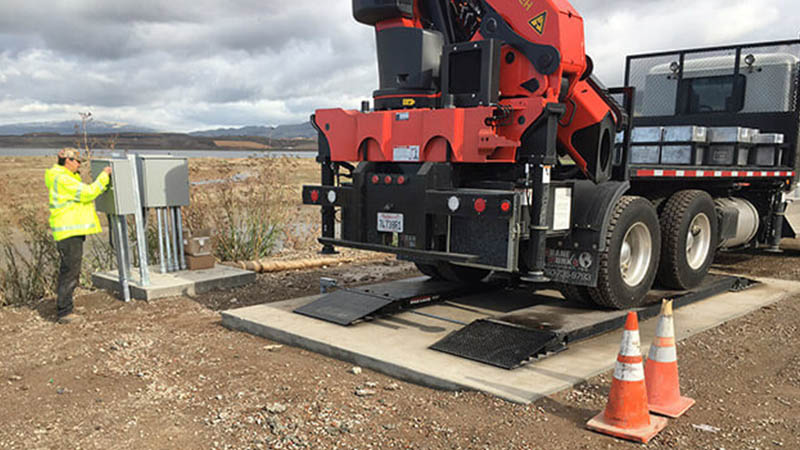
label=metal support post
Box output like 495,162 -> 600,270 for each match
176,207 -> 187,270
156,208 -> 167,274
169,207 -> 180,271
128,154 -> 150,286
766,193 -> 787,253
526,163 -> 550,282
119,217 -> 132,280
110,215 -> 131,302
320,161 -> 338,255
163,208 -> 174,272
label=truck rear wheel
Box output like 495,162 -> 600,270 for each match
414,263 -> 443,280
558,283 -> 595,306
657,190 -> 717,289
414,261 -> 489,283
589,196 -> 661,309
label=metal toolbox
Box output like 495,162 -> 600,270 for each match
661,145 -> 705,165
663,125 -> 707,143
705,145 -> 737,166
630,145 -> 660,164
708,127 -> 757,144
630,127 -> 663,143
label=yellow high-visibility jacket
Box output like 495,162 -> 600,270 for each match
44,164 -> 110,241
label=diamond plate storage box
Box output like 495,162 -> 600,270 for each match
751,133 -> 785,166
629,127 -> 664,164
660,126 -> 707,165
92,159 -> 138,215
707,127 -> 758,166
137,156 -> 190,207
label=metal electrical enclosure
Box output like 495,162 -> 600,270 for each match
92,159 -> 138,215
137,156 -> 190,207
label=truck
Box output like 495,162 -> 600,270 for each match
302,0 -> 800,310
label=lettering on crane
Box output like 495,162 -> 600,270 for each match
529,11 -> 547,35
518,0 -> 534,11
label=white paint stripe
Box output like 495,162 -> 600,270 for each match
761,171 -> 768,176
619,329 -> 641,356
648,345 -> 677,363
655,316 -> 674,339
654,170 -> 664,176
676,170 -> 685,176
614,361 -> 645,382
696,170 -> 704,176
747,171 -> 754,177
714,171 -> 722,177
731,171 -> 739,177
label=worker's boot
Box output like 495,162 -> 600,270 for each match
57,313 -> 83,324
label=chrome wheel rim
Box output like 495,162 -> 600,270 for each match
619,222 -> 652,287
686,213 -> 711,270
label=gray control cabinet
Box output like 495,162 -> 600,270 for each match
137,156 -> 190,207
92,159 -> 138,215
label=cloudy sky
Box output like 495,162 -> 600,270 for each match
0,0 -> 797,132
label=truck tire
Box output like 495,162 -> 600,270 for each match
657,190 -> 717,290
588,196 -> 661,309
558,283 -> 595,306
436,262 -> 491,283
414,261 -> 489,283
414,263 -> 443,280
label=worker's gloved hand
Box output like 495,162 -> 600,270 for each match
103,166 -> 112,175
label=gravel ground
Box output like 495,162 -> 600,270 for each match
1,252 -> 799,449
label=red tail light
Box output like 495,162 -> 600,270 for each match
371,175 -> 380,184
397,175 -> 406,185
310,190 -> 320,203
474,198 -> 486,213
384,175 -> 393,184
500,200 -> 511,212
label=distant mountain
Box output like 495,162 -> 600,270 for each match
189,122 -> 316,139
0,120 -> 156,135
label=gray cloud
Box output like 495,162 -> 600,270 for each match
0,0 -> 798,131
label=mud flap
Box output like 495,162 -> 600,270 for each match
543,247 -> 599,287
543,180 -> 629,287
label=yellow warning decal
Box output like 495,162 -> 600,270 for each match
518,0 -> 534,11
529,11 -> 547,35
402,98 -> 416,107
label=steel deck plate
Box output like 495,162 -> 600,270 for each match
294,278 -> 498,326
293,289 -> 396,325
429,319 -> 560,369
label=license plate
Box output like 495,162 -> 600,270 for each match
377,213 -> 403,233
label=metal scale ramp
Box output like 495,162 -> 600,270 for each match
429,274 -> 751,369
293,278 -> 497,326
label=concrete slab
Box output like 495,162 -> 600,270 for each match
93,265 -> 255,300
221,276 -> 800,404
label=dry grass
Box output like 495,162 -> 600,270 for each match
212,140 -> 270,149
0,154 -> 322,253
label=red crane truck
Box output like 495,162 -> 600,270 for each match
302,0 -> 800,309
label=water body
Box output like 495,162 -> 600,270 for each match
0,147 -> 317,159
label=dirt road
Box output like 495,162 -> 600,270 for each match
1,248 -> 799,449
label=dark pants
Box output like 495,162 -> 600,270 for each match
56,236 -> 85,318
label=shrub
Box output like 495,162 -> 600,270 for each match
184,159 -> 292,262
0,207 -> 59,306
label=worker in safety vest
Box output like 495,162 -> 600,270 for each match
44,148 -> 112,323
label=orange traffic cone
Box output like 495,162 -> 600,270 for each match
645,299 -> 695,417
586,312 -> 668,443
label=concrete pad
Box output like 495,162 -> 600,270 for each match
221,276 -> 800,404
93,265 -> 255,300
